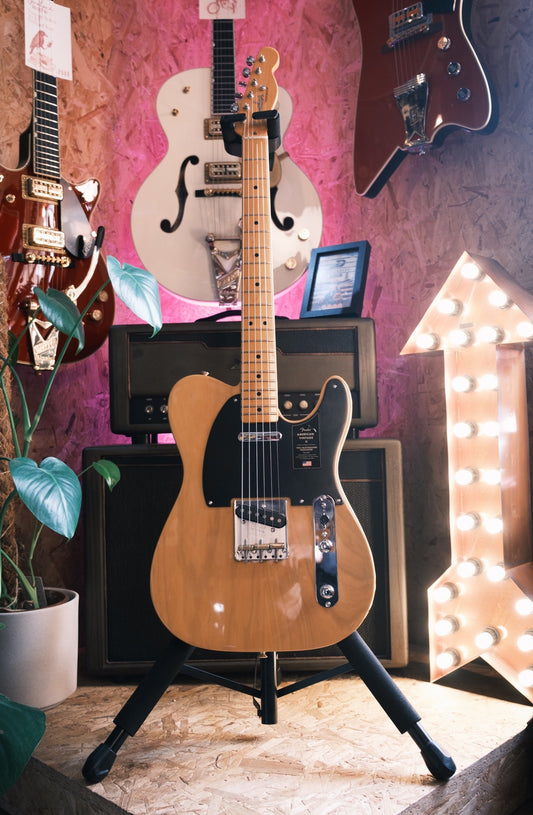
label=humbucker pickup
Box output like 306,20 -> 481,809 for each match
204,162 -> 242,184
22,224 -> 65,252
22,174 -> 63,202
204,116 -> 223,139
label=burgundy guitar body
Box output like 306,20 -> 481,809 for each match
352,0 -> 495,196
0,69 -> 114,369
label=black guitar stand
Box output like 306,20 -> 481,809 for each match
82,629 -> 456,784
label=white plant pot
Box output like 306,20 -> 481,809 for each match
0,588 -> 79,710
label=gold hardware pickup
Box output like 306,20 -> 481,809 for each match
204,116 -> 223,139
22,224 -> 65,251
22,175 -> 63,202
204,162 -> 242,183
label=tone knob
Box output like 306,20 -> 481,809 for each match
457,87 -> 472,102
319,539 -> 334,553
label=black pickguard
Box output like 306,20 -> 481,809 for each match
203,378 -> 350,506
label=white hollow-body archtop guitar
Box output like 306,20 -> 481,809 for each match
130,20 -> 323,304
150,48 -> 376,654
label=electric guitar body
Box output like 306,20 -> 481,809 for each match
1,162 -> 114,368
0,68 -> 114,369
352,0 -> 494,196
150,49 -> 375,655
131,21 -> 322,304
151,373 -> 375,653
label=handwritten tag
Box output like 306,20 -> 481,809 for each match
24,0 -> 72,80
199,0 -> 245,20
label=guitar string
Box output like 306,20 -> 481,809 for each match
241,94 -> 280,552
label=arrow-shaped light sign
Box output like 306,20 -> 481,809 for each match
402,251 -> 533,702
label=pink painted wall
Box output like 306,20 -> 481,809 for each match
2,0 -> 533,648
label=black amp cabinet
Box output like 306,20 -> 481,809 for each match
83,439 -> 408,676
108,318 -> 378,436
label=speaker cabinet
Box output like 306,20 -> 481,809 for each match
83,439 -> 407,675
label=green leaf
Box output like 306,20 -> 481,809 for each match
34,287 -> 85,352
0,693 -> 46,797
93,459 -> 121,491
106,256 -> 162,336
9,457 -> 82,539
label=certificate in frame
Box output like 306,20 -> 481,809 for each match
300,241 -> 370,319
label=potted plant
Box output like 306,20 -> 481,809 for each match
0,255 -> 162,712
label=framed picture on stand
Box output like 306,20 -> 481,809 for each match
300,241 -> 370,319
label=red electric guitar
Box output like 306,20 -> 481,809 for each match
0,65 -> 115,369
352,0 -> 495,196
150,49 -> 376,654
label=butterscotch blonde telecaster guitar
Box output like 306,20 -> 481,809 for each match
150,48 -> 376,655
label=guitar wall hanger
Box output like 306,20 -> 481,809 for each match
220,110 -> 281,171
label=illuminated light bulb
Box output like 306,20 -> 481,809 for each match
456,512 -> 481,532
481,468 -> 501,486
433,582 -> 458,603
484,516 -> 503,535
434,616 -> 459,637
486,563 -> 506,583
461,261 -> 483,280
516,598 -> 533,616
451,375 -> 476,393
517,321 -> 533,339
436,649 -> 460,670
518,668 -> 533,688
517,631 -> 533,652
453,421 -> 478,439
448,328 -> 474,347
481,420 -> 500,437
438,298 -> 463,316
488,290 -> 512,309
477,325 -> 505,344
475,626 -> 501,650
455,467 -> 479,486
416,332 -> 440,350
478,373 -> 498,390
457,558 -> 482,578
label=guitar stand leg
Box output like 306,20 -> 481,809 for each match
337,631 -> 456,781
259,652 -> 278,724
82,637 -> 195,784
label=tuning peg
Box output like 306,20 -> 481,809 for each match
242,67 -> 251,77
246,55 -> 254,66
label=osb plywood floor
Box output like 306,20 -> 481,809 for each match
30,670 -> 532,815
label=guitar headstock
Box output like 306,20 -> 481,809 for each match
236,47 -> 279,129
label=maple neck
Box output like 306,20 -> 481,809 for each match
32,70 -> 61,179
240,116 -> 278,424
212,20 -> 236,114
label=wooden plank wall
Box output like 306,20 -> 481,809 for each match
0,0 -> 532,650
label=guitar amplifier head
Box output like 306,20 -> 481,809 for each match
108,317 -> 378,436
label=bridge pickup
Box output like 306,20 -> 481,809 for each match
313,495 -> 339,608
22,224 -> 65,252
204,162 -> 242,184
234,498 -> 289,561
22,174 -> 63,202
385,3 -> 439,50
